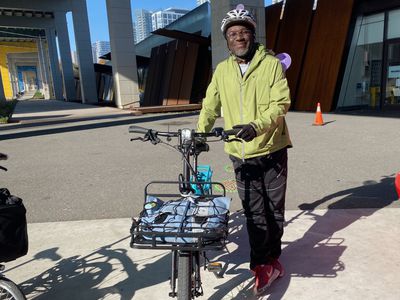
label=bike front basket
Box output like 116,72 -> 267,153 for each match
130,194 -> 231,251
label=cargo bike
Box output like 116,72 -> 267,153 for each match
129,126 -> 239,300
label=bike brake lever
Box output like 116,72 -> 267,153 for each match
0,166 -> 7,172
130,137 -> 144,142
145,130 -> 161,145
149,137 -> 161,145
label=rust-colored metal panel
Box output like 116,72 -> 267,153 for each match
152,44 -> 168,106
190,45 -> 212,104
265,2 -> 283,50
275,0 -> 314,106
295,0 -> 355,111
165,40 -> 187,105
162,40 -> 178,105
142,47 -> 158,107
178,42 -> 199,105
143,45 -> 167,107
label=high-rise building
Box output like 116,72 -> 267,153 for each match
151,8 -> 190,31
71,51 -> 78,65
132,23 -> 137,44
91,41 -> 111,63
196,0 -> 210,6
272,0 -> 284,4
135,9 -> 153,43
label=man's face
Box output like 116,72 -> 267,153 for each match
225,25 -> 254,58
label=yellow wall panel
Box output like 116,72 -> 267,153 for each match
0,42 -> 38,99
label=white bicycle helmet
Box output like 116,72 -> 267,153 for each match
221,4 -> 257,35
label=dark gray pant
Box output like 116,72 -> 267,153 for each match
230,148 -> 288,270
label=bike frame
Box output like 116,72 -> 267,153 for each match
129,126 -> 238,299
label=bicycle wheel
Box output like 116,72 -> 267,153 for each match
0,278 -> 26,300
177,251 -> 193,300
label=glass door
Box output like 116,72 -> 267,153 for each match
383,39 -> 400,108
337,13 -> 384,110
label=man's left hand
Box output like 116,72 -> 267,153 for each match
233,123 -> 257,142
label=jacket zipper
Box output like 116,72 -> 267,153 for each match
239,74 -> 245,161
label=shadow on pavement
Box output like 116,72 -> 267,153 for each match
16,236 -> 170,300
207,175 -> 398,299
8,176 -> 397,299
2,113 -> 140,131
0,112 -> 199,140
11,100 -> 102,115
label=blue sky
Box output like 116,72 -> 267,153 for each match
67,0 -> 273,50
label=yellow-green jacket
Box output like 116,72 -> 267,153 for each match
197,43 -> 292,159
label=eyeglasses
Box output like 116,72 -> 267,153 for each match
226,29 -> 253,40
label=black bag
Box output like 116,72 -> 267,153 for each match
0,188 -> 28,262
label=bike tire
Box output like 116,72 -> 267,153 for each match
0,278 -> 26,300
177,252 -> 192,300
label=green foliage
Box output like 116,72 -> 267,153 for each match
32,91 -> 44,99
0,100 -> 17,123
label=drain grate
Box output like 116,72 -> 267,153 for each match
215,179 -> 237,193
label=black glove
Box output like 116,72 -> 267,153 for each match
233,123 -> 257,142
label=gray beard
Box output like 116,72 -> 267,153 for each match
233,43 -> 256,61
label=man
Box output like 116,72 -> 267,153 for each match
197,5 -> 292,295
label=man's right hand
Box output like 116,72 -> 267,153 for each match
233,123 -> 257,142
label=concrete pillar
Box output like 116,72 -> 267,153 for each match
36,38 -> 45,94
46,28 -> 64,100
71,0 -> 97,103
0,70 -> 5,100
211,0 -> 266,70
106,0 -> 140,108
7,58 -> 18,98
54,11 -> 76,101
37,36 -> 51,99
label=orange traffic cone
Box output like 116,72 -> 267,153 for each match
395,172 -> 400,200
313,102 -> 324,126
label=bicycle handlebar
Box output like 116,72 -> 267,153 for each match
128,126 -> 240,141
128,126 -> 150,135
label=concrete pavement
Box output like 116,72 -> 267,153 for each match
5,209 -> 400,299
1,99 -> 400,299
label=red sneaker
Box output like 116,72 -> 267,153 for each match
271,259 -> 285,277
253,264 -> 280,295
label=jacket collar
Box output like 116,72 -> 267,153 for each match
229,43 -> 266,63
229,43 -> 267,79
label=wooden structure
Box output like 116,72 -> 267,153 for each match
265,2 -> 283,50
142,30 -> 211,108
266,0 -> 355,111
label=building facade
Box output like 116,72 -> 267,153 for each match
135,9 -> 152,43
338,3 -> 400,110
151,8 -> 189,31
92,40 -> 111,63
265,0 -> 400,112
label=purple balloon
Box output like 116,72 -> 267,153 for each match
276,53 -> 292,72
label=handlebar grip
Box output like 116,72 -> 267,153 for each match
129,125 -> 149,134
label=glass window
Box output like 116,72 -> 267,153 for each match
338,13 -> 384,109
388,9 -> 400,39
384,42 -> 400,105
